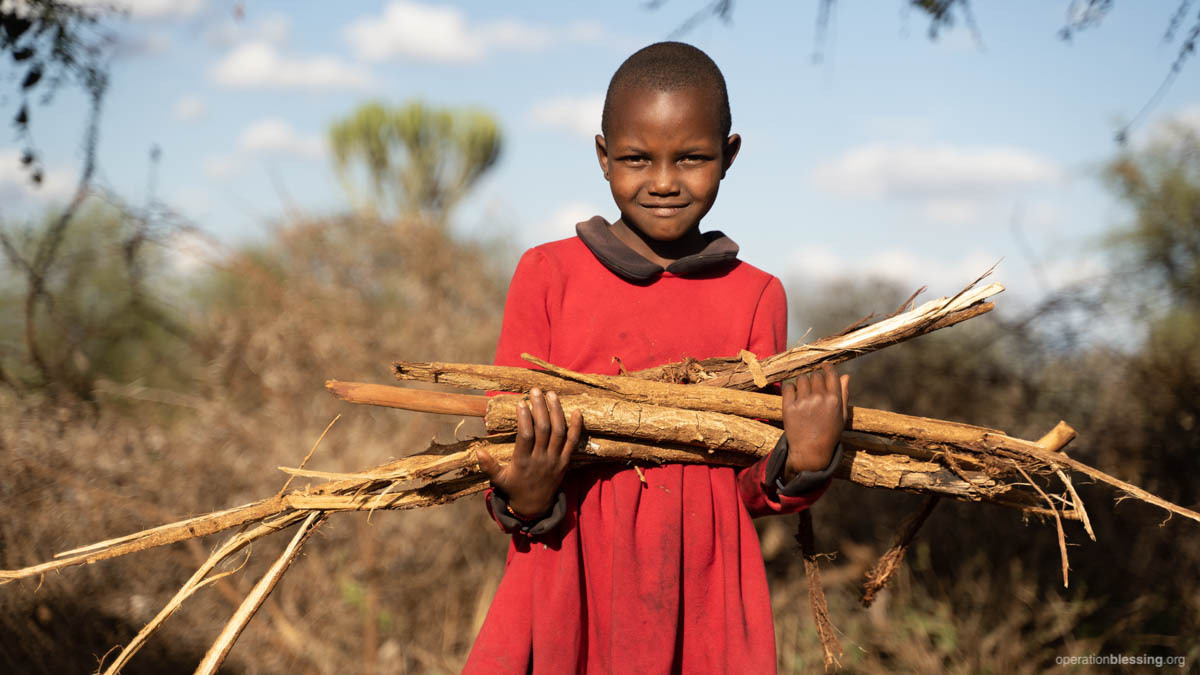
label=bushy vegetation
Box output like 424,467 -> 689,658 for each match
1,122 -> 1198,673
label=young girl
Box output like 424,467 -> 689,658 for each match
466,42 -> 848,674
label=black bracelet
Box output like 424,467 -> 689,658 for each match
490,487 -> 567,535
764,433 -> 843,497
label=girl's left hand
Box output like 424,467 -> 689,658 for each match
781,364 -> 850,481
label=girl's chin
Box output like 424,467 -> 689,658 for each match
621,219 -> 700,243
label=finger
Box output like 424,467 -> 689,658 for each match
546,391 -> 567,455
781,380 -> 795,407
822,364 -> 839,395
840,374 -> 851,422
810,366 -> 828,395
476,447 -> 502,483
528,388 -> 551,455
560,409 -> 584,471
795,371 -> 812,397
514,398 -> 533,463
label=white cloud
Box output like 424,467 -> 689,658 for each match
343,1 -> 550,63
202,154 -> 240,180
238,118 -> 325,158
788,244 -> 1002,295
201,118 -> 324,180
917,198 -> 982,225
172,95 -> 207,122
0,149 -> 75,204
210,41 -> 372,91
66,0 -> 204,19
810,142 -> 1062,201
477,18 -> 552,50
529,202 -> 603,242
530,95 -> 604,138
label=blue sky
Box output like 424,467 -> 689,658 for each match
3,1 -> 1198,303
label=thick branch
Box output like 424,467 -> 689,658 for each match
485,393 -> 780,455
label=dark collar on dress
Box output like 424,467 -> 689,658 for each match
575,216 -> 740,282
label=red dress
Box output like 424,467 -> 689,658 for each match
464,220 -> 827,674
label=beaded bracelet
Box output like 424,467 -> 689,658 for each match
504,500 -> 549,523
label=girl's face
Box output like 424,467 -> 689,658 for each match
595,86 -> 740,242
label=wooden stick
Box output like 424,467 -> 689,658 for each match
1017,442 -> 1200,526
485,393 -> 781,455
393,284 -> 1000,396
467,378 -> 1160,529
1036,421 -> 1078,452
624,284 -> 1002,389
860,495 -> 941,608
326,380 -> 487,417
1013,461 -> 1071,588
195,511 -> 326,675
336,379 -> 1036,458
797,510 -> 842,671
1056,469 -> 1096,542
100,511 -> 311,674
0,498 -> 288,583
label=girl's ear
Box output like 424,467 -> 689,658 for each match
595,134 -> 611,180
721,134 -> 741,178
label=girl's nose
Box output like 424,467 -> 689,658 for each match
649,164 -> 679,195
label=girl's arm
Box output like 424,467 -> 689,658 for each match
735,277 -> 842,517
481,248 -> 578,534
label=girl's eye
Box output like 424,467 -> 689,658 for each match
621,156 -> 648,165
680,155 -> 709,164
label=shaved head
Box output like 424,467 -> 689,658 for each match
601,41 -> 731,139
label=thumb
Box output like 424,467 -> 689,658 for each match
840,374 -> 851,422
476,447 -> 501,482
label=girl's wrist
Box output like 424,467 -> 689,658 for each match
506,494 -> 554,520
785,439 -> 835,476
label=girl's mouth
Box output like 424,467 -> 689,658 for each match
642,203 -> 688,216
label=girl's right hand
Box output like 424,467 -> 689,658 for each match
477,388 -> 584,517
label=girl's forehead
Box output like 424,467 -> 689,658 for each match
606,87 -> 725,139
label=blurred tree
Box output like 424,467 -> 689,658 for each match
1100,121 -> 1200,503
0,200 -> 191,402
328,101 -> 502,223
2,0 -> 112,185
1105,123 -> 1200,308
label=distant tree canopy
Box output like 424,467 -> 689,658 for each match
0,202 -> 190,400
328,101 -> 502,222
1105,124 -> 1200,308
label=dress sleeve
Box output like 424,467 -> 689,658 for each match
746,275 -> 787,360
735,277 -> 833,517
493,248 -> 554,368
484,248 -> 565,535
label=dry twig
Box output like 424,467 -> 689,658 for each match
797,510 -> 842,671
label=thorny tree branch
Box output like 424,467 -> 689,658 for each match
656,0 -> 1199,140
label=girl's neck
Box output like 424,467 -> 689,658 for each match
610,218 -> 707,268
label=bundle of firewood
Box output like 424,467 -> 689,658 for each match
3,279 -> 1197,674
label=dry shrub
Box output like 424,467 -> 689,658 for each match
1,215 -> 515,673
760,277 -> 1200,672
5,214 -> 1199,673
